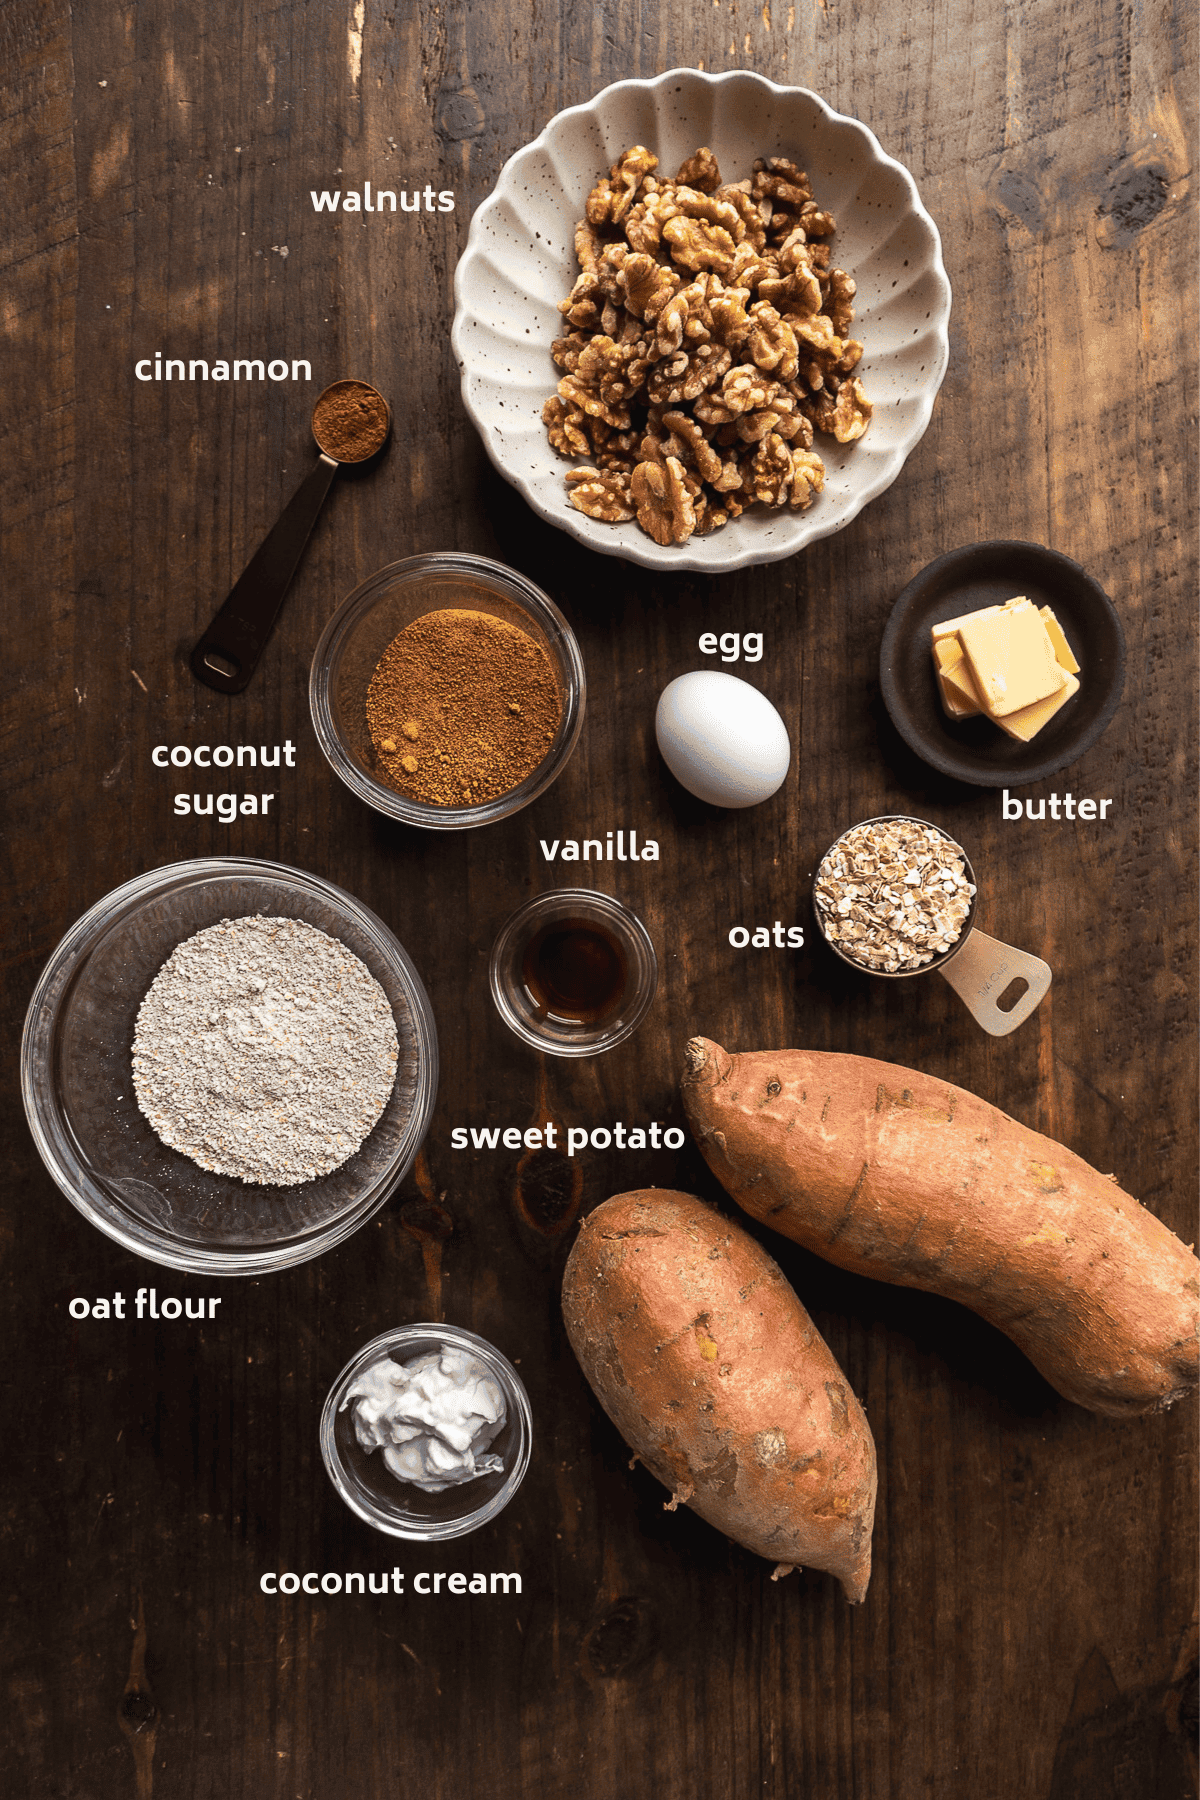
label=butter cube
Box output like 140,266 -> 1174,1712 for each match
995,670 -> 1080,741
957,606 -> 1066,718
1039,606 -> 1081,674
937,650 -> 984,717
931,604 -> 1001,645
932,636 -> 982,716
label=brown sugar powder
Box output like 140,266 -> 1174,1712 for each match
366,608 -> 563,807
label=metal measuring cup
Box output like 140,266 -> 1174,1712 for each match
812,815 -> 1051,1036
191,379 -> 392,694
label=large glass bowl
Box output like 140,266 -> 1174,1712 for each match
309,552 -> 586,829
320,1324 -> 533,1540
21,858 -> 438,1275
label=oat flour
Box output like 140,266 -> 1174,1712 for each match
132,915 -> 399,1185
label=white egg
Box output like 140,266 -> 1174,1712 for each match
655,672 -> 792,809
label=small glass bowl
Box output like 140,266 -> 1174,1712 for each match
21,858 -> 438,1275
309,552 -> 586,829
320,1324 -> 533,1540
489,888 -> 658,1056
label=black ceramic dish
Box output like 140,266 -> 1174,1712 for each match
879,541 -> 1126,787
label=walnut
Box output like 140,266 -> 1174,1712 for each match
584,178 -> 618,227
594,242 -> 631,302
574,219 -> 603,273
575,336 -> 644,410
691,496 -> 728,535
745,302 -> 800,381
792,311 -> 845,363
672,187 -> 746,238
746,434 -> 826,508
827,376 -> 873,442
676,146 -> 722,192
661,215 -> 737,278
542,395 -> 591,457
558,269 -> 602,331
624,188 -> 682,254
557,370 -> 632,431
752,157 -> 814,208
744,434 -> 787,505
630,456 -> 696,545
660,409 -> 725,486
827,268 -> 857,336
716,185 -> 767,250
719,363 -> 776,415
636,431 -> 702,490
801,375 -> 872,441
708,280 -> 753,349
656,275 -> 713,354
786,447 -> 826,507
551,331 -> 591,373
653,285 -> 691,356
585,417 -> 640,462
724,241 -> 774,292
775,393 -> 816,448
735,395 -> 803,444
798,201 -> 837,238
762,230 -> 823,313
693,488 -> 749,533
646,341 -> 731,405
618,252 -> 680,323
692,389 -> 738,428
565,467 -> 636,522
608,145 -> 659,222
757,268 -> 823,315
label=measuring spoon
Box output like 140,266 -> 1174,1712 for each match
813,815 -> 1051,1037
190,380 -> 392,695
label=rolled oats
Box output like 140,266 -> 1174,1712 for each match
814,819 -> 976,973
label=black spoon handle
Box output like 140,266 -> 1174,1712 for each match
190,453 -> 339,694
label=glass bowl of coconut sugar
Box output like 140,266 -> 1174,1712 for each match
309,553 -> 586,830
21,857 -> 438,1275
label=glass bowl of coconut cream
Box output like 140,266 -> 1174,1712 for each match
320,1324 -> 533,1540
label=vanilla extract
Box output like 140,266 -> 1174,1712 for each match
521,918 -> 629,1026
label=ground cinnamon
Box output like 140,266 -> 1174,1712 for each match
311,380 -> 391,462
366,608 -> 562,807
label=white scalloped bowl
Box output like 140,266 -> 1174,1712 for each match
452,69 -> 951,573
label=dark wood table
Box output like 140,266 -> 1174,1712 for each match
3,2 -> 1196,1795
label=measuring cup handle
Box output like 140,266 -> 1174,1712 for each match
190,453 -> 339,694
937,928 -> 1052,1036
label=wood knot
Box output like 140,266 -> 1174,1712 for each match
582,1597 -> 657,1679
118,1689 -> 157,1733
513,1144 -> 582,1238
400,1198 -> 454,1244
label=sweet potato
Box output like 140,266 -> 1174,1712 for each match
682,1037 -> 1200,1416
561,1188 -> 877,1601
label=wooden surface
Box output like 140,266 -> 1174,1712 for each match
2,1 -> 1197,1795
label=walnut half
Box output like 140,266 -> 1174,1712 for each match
630,456 -> 696,546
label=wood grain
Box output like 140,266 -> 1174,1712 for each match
1,1 -> 1196,1796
